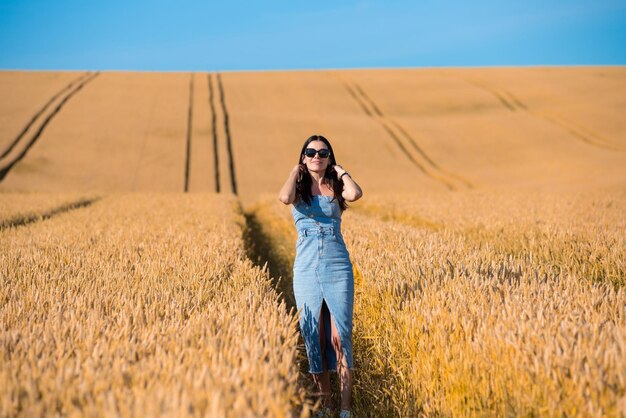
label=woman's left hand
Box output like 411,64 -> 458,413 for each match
332,164 -> 347,178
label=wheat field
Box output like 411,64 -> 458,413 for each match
1,194 -> 309,417
1,67 -> 625,417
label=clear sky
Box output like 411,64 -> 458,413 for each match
1,0 -> 625,72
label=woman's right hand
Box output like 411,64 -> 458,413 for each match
292,164 -> 306,180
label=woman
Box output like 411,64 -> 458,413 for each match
278,134 -> 363,418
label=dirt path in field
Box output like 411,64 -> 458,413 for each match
336,75 -> 473,191
240,198 -> 394,415
240,205 -> 322,415
0,72 -> 100,181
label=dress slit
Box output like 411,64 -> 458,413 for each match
318,297 -> 347,372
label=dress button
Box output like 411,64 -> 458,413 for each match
308,214 -> 314,218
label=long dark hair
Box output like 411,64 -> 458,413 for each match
295,134 -> 349,212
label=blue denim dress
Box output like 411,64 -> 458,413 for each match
291,194 -> 354,374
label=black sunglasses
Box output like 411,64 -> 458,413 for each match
304,148 -> 330,158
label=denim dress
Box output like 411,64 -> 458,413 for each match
291,194 -> 354,374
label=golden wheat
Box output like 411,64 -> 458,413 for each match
0,193 -> 310,417
353,190 -> 626,287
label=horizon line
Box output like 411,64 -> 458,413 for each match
1,63 -> 624,74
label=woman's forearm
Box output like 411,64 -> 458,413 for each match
341,174 -> 363,201
278,170 -> 299,204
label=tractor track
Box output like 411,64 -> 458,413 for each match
353,83 -> 383,117
186,72 -> 235,193
0,196 -> 102,230
184,73 -> 194,192
390,121 -> 474,188
208,73 -> 220,192
465,77 -> 625,152
0,71 -> 100,182
217,73 -> 238,195
337,75 -> 472,191
533,110 -> 626,152
0,72 -> 92,160
465,78 -> 518,112
341,81 -> 372,117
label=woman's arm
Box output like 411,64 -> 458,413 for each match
278,165 -> 303,205
334,166 -> 363,202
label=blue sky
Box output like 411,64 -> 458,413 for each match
1,0 -> 625,71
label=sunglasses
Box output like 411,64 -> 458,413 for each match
304,148 -> 330,158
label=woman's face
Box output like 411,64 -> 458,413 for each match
301,140 -> 331,174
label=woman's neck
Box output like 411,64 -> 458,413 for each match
309,171 -> 324,184
309,172 -> 332,195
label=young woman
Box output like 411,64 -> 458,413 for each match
278,134 -> 363,418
